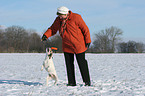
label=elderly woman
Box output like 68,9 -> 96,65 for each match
42,6 -> 91,86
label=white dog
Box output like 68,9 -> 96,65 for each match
41,47 -> 58,86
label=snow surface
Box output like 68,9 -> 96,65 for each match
0,53 -> 145,96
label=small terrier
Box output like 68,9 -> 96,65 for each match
41,47 -> 58,86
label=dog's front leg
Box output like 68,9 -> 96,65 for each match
41,65 -> 44,71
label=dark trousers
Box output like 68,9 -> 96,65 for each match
64,52 -> 91,85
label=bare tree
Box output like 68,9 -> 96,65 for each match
93,26 -> 123,53
93,31 -> 111,52
0,29 -> 4,52
4,26 -> 28,52
117,42 -> 128,53
127,41 -> 137,53
28,32 -> 42,52
105,26 -> 123,52
117,41 -> 145,53
136,42 -> 145,53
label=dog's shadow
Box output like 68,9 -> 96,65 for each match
0,80 -> 43,86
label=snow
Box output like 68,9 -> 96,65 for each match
0,53 -> 145,96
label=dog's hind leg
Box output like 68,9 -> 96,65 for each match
54,79 -> 57,85
41,65 -> 44,71
53,75 -> 58,85
46,75 -> 52,86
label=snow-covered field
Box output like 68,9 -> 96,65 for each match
0,53 -> 145,96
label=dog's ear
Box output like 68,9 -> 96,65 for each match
46,48 -> 50,52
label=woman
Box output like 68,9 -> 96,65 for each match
42,6 -> 91,86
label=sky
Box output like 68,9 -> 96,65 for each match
0,0 -> 145,43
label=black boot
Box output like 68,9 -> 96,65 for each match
85,82 -> 91,86
67,83 -> 76,86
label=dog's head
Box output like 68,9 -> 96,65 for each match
46,48 -> 53,59
46,47 -> 57,59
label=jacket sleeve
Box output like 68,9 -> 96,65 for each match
44,17 -> 60,38
76,15 -> 91,44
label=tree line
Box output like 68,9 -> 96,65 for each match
0,25 -> 144,53
88,26 -> 145,53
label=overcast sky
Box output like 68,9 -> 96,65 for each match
0,0 -> 145,42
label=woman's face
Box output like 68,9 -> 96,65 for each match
58,14 -> 67,19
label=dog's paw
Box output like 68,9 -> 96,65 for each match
41,68 -> 43,71
41,65 -> 44,71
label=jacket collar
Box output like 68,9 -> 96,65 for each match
68,11 -> 72,20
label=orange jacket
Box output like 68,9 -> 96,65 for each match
44,11 -> 91,54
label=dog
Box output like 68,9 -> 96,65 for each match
41,47 -> 58,86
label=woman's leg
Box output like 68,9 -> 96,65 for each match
64,52 -> 76,86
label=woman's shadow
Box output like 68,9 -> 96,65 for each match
0,80 -> 43,86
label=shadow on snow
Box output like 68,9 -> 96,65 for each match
0,80 -> 43,86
